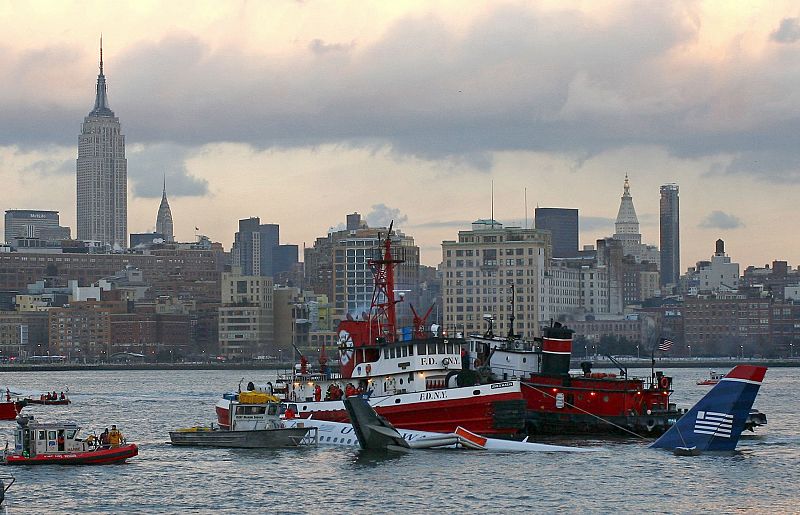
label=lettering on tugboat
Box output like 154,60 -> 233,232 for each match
419,390 -> 448,401
420,357 -> 436,366
490,381 -> 514,389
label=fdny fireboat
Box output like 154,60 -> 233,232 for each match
217,222 -> 527,436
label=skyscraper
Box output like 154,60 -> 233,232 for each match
534,207 -> 578,258
232,218 -> 279,276
659,184 -> 680,287
611,176 -> 659,265
76,39 -> 127,248
155,178 -> 174,242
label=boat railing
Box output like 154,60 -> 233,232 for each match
294,426 -> 319,446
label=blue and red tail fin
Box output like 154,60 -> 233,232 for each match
650,365 -> 767,452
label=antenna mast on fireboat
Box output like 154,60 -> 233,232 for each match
368,221 -> 404,344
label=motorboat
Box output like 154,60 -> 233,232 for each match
697,371 -> 725,385
171,391 -> 316,448
3,415 -> 137,465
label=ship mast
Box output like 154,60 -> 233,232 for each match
368,221 -> 404,344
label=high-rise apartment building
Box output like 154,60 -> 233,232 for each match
441,220 -> 550,338
534,208 -> 578,258
155,179 -> 174,242
304,213 -> 420,327
218,268 -> 274,358
76,41 -> 127,248
231,218 -> 279,276
659,184 -> 680,287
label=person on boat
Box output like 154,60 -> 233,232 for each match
51,391 -> 57,400
60,391 -> 65,400
57,430 -> 65,451
85,433 -> 96,448
108,425 -> 122,447
345,383 -> 356,398
313,384 -> 322,402
285,406 -> 296,419
5,388 -> 10,402
99,428 -> 110,447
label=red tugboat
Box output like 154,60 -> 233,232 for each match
470,314 -> 679,436
3,416 -> 137,465
217,223 -> 526,436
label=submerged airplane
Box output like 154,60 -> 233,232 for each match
283,365 -> 766,454
651,364 -> 768,454
283,405 -> 592,452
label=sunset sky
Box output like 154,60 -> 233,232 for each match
2,1 -> 800,267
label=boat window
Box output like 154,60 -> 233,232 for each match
427,343 -> 436,354
408,345 -> 414,356
401,346 -> 408,358
437,342 -> 445,354
48,430 -> 57,440
66,430 -> 77,439
384,348 -> 389,359
390,347 -> 396,359
254,406 -> 267,415
418,343 -> 426,355
268,405 -> 278,415
38,430 -> 46,440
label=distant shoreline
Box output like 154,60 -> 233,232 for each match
0,358 -> 797,372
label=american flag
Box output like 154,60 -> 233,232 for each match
658,338 -> 673,352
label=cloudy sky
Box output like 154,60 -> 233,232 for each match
2,1 -> 800,267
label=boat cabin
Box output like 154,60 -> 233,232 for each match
222,392 -> 285,431
14,416 -> 91,457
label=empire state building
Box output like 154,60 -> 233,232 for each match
76,40 -> 127,248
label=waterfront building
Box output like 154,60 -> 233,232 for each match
659,184 -> 680,288
683,292 -> 770,356
441,219 -> 550,337
76,40 -> 128,248
218,268 -> 274,358
155,179 -> 174,242
4,210 -> 70,244
697,240 -> 740,292
534,208 -> 578,258
0,311 -> 49,358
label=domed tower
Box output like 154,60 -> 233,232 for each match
155,177 -> 174,242
613,174 -> 642,252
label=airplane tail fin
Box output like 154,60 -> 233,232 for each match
343,396 -> 411,452
650,365 -> 767,453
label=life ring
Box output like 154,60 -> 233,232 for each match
366,364 -> 372,376
473,359 -> 482,367
659,376 -> 670,389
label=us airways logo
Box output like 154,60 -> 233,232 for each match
694,410 -> 733,438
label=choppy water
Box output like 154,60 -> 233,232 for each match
0,367 -> 797,514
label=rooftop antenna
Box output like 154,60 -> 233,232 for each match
524,187 -> 528,229
491,180 -> 495,228
99,34 -> 104,75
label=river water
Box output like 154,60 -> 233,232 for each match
1,367 -> 797,514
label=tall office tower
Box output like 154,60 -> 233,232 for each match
534,207 -> 578,258
231,218 -> 280,276
659,184 -> 680,287
441,220 -> 551,338
76,39 -> 127,248
4,210 -> 70,243
155,179 -> 174,242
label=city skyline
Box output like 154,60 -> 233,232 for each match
2,2 -> 800,267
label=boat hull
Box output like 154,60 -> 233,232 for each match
0,402 -> 25,421
169,428 -> 311,448
4,444 -> 138,465
26,399 -> 71,406
219,382 -> 526,436
520,375 -> 678,436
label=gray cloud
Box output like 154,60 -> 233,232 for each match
771,18 -> 800,43
309,39 -> 355,55
365,203 -> 408,228
4,4 -> 800,182
409,219 -> 474,229
699,211 -> 744,230
579,216 -> 614,232
127,144 -> 208,198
